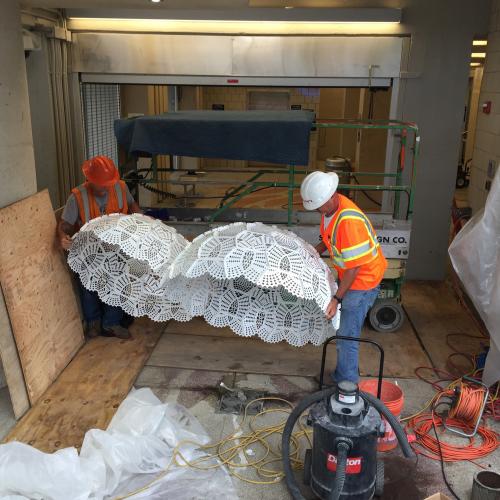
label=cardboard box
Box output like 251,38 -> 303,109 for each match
424,493 -> 452,500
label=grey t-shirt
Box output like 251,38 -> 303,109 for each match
62,184 -> 135,226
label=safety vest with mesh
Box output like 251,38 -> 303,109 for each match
320,195 -> 387,290
71,181 -> 129,226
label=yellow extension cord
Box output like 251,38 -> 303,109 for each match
114,379 -> 499,499
114,397 -> 312,500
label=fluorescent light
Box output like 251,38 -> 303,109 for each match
471,52 -> 486,58
67,17 -> 401,35
470,62 -> 481,67
473,40 -> 487,46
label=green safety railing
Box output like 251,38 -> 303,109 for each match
127,119 -> 420,226
209,119 -> 420,225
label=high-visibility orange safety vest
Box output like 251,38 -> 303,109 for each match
72,181 -> 128,226
320,194 -> 387,291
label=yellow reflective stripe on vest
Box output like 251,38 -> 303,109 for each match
332,209 -> 378,247
329,209 -> 379,267
341,239 -> 372,261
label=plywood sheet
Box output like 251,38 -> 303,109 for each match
0,190 -> 84,404
148,318 -> 428,378
0,287 -> 29,419
4,318 -> 163,452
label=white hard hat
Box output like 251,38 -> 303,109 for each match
300,171 -> 339,211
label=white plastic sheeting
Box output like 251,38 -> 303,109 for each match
0,388 -> 236,500
449,168 -> 500,387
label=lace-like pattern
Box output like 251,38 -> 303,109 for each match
180,275 -> 333,346
170,222 -> 334,313
69,217 -> 336,345
79,213 -> 188,274
68,220 -> 191,323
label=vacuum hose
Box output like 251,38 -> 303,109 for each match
329,441 -> 350,500
281,388 -> 415,500
282,387 -> 337,500
358,391 -> 414,459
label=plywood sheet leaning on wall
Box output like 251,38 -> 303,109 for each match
0,190 -> 84,404
0,288 -> 30,419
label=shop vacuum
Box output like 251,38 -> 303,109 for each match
281,336 -> 415,500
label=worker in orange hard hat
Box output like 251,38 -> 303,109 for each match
57,155 -> 141,340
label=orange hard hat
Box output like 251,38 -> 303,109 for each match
82,156 -> 119,187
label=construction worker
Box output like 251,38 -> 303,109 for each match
300,171 -> 387,383
58,155 -> 141,339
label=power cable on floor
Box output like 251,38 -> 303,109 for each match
431,407 -> 461,500
113,396 -> 312,499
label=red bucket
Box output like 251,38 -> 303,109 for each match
358,379 -> 404,452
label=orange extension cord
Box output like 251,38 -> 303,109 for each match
408,382 -> 499,462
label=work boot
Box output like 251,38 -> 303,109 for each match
102,325 -> 131,339
86,320 -> 101,339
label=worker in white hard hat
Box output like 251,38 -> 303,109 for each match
301,171 -> 387,383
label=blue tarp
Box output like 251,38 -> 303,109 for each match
114,110 -> 314,166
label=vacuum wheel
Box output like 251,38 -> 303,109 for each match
375,460 -> 384,497
369,299 -> 405,333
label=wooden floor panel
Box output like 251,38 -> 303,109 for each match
4,318 -> 163,452
151,316 -> 428,378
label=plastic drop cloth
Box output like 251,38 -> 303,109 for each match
449,168 -> 500,387
0,388 -> 236,500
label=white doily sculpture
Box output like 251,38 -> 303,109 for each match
68,214 -> 192,322
170,222 -> 336,346
68,217 -> 336,346
185,275 -> 332,346
170,222 -> 334,312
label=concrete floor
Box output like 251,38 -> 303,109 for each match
134,369 -> 499,500
0,277 -> 498,499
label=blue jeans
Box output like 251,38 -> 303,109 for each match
332,287 -> 380,384
78,284 -> 123,329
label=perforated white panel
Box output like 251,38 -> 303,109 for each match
68,216 -> 337,346
170,222 -> 334,313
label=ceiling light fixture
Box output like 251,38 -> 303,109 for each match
470,62 -> 481,67
473,40 -> 487,46
150,0 -> 163,3
471,52 -> 486,58
68,18 -> 401,35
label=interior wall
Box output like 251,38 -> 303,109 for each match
25,37 -> 59,208
470,0 -> 500,214
120,84 -> 149,118
200,86 -> 319,169
317,87 -> 391,211
464,67 -> 484,168
0,0 -> 38,391
397,0 -> 490,280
